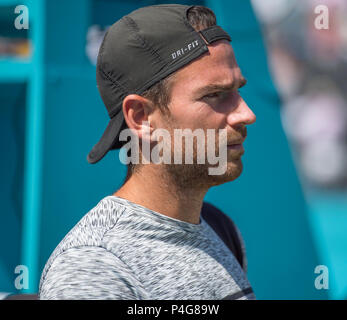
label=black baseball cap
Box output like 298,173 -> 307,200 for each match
87,4 -> 231,164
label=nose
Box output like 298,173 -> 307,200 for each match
226,96 -> 256,126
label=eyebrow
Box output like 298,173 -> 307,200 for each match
194,77 -> 247,98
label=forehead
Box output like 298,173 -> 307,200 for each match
172,40 -> 242,92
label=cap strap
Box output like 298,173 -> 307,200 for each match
199,25 -> 231,44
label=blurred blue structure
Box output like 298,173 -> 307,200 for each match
204,0 -> 327,299
1,0 -> 345,299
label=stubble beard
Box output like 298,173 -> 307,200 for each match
163,160 -> 243,191
160,124 -> 244,191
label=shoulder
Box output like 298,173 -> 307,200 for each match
39,246 -> 148,299
39,197 -> 128,296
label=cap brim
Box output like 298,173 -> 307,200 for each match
87,111 -> 125,164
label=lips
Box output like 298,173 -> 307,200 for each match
228,139 -> 244,145
227,139 -> 245,151
227,138 -> 244,145
227,144 -> 243,150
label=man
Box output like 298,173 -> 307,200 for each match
39,4 -> 256,300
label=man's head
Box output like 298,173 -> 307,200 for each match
88,4 -> 256,189
122,6 -> 256,187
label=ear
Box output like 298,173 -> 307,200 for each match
122,94 -> 155,141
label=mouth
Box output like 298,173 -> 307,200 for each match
227,139 -> 245,152
228,139 -> 245,148
227,143 -> 244,150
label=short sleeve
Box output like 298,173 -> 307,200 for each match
39,246 -> 150,300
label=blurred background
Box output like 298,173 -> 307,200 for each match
0,0 -> 346,299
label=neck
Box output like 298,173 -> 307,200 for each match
114,165 -> 208,224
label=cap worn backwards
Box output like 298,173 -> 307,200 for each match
87,4 -> 231,164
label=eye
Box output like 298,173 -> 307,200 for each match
203,91 -> 224,99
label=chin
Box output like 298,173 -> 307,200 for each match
163,157 -> 243,189
207,159 -> 243,186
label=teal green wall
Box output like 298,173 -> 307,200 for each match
205,0 -> 327,299
1,0 -> 340,299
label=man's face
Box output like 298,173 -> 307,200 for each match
152,40 -> 256,188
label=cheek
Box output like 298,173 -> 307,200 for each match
167,101 -> 202,129
168,99 -> 227,131
179,107 -> 212,130
194,104 -> 227,130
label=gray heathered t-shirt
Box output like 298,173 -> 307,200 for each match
39,196 -> 255,300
